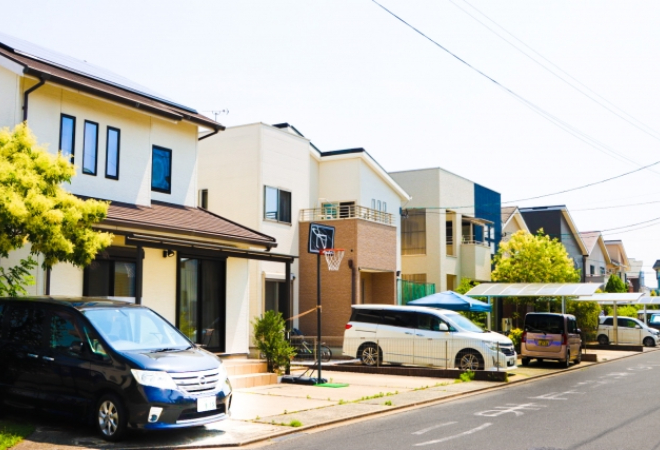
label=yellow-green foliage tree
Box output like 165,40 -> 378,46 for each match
0,123 -> 113,295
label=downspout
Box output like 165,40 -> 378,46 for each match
348,259 -> 356,304
198,127 -> 221,141
582,255 -> 587,283
23,75 -> 49,121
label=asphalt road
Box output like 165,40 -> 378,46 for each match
262,352 -> 660,450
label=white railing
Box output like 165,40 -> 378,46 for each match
300,205 -> 395,226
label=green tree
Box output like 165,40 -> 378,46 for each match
252,311 -> 296,373
455,277 -> 476,295
650,290 -> 657,297
566,299 -> 601,341
0,123 -> 112,295
604,274 -> 627,293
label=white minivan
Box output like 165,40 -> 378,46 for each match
597,316 -> 660,347
342,305 -> 517,371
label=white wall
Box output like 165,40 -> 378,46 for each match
226,257 -> 250,354
0,63 -> 21,128
50,262 -> 83,296
142,247 -> 177,324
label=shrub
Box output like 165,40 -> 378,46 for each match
459,370 -> 475,383
252,311 -> 296,373
508,328 -> 523,353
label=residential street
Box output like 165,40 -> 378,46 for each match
262,352 -> 660,450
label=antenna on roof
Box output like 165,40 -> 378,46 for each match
211,109 -> 229,122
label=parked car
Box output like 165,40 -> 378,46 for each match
597,316 -> 660,347
0,297 -> 232,441
637,310 -> 660,331
521,313 -> 582,367
342,304 -> 517,371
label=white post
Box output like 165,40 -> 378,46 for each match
613,301 -> 618,345
644,304 -> 648,325
487,296 -> 492,330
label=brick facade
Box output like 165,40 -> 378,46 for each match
299,219 -> 397,338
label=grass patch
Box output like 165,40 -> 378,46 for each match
384,400 -> 392,406
288,420 -> 302,427
0,419 -> 35,450
459,370 -> 475,383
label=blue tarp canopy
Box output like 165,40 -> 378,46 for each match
408,291 -> 492,312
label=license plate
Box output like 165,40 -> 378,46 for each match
538,339 -> 550,347
197,396 -> 216,413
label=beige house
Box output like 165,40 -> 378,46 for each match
0,32 -> 290,355
501,206 -> 529,242
605,240 -> 631,286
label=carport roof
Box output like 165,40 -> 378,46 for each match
573,293 -> 645,302
465,283 -> 601,297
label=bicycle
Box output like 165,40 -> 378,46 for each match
290,329 -> 332,362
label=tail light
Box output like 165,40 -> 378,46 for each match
345,324 -> 353,330
521,331 -> 527,343
562,333 -> 568,346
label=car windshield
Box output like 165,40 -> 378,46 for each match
525,315 -> 563,334
447,314 -> 485,333
83,307 -> 191,351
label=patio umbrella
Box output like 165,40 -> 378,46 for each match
408,291 -> 492,312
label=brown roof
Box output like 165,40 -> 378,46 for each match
102,200 -> 276,249
579,231 -> 601,255
501,206 -> 518,226
0,46 -> 222,132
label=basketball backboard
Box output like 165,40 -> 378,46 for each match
308,223 -> 335,254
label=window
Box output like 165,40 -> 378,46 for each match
151,146 -> 172,193
50,312 -> 84,358
383,202 -> 387,213
264,186 -> 291,223
402,209 -> 426,255
82,121 -> 99,175
8,306 -> 45,347
199,189 -> 209,209
59,114 -> 76,162
84,259 -> 136,298
600,266 -> 606,275
446,217 -> 455,256
105,127 -> 120,179
590,265 -> 595,275
377,200 -> 382,211
371,199 -> 376,210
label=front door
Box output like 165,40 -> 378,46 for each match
178,257 -> 226,352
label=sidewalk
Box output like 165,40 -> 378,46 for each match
12,348 -> 649,450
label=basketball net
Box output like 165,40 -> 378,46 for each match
320,248 -> 344,271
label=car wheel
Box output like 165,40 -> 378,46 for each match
563,350 -> 570,368
456,350 -> 483,370
96,393 -> 128,442
643,337 -> 655,348
597,334 -> 609,346
521,357 -> 530,366
359,344 -> 380,366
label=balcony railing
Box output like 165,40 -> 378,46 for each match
300,205 -> 395,226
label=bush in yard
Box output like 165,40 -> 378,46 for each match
508,328 -> 523,353
252,311 -> 296,373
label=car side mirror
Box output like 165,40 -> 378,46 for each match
69,341 -> 84,354
439,323 -> 449,332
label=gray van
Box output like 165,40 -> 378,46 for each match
521,313 -> 582,367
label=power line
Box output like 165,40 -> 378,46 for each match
371,0 -> 660,175
449,0 -> 660,142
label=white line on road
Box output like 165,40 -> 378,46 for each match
414,423 -> 492,446
412,422 -> 457,435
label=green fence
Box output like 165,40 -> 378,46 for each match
398,279 -> 436,305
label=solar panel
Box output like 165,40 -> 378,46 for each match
0,31 -> 198,114
465,283 -> 601,297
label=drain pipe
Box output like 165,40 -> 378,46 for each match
23,75 -> 49,121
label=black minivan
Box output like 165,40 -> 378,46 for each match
0,297 -> 232,441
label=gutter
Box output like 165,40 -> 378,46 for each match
22,73 -> 49,121
198,128 -> 220,141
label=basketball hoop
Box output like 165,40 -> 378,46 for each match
320,248 -> 345,271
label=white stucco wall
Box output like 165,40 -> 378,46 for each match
142,248 -> 177,324
49,262 -> 84,296
226,257 -> 250,354
0,63 -> 21,128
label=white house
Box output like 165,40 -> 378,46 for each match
0,32 -> 290,355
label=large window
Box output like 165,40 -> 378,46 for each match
264,186 -> 291,223
105,127 -> 120,180
59,114 -> 76,162
82,121 -> 99,175
151,146 -> 172,194
401,209 -> 426,255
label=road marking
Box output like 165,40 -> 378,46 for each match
475,403 -> 546,417
530,391 -> 584,401
412,422 -> 457,435
414,423 -> 492,446
627,366 -> 652,371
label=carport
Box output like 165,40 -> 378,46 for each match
574,292 -> 646,344
465,283 -> 602,332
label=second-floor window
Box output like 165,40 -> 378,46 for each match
151,146 -> 172,194
59,114 -> 75,162
82,121 -> 99,175
264,186 -> 291,223
590,265 -> 595,275
105,127 -> 120,180
402,209 -> 426,255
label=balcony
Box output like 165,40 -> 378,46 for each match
459,236 -> 492,281
300,204 -> 395,226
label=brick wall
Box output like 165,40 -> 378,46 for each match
298,219 -> 397,338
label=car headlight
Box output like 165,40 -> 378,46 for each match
484,342 -> 501,352
131,369 -> 178,390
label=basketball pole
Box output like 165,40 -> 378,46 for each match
317,252 -> 322,384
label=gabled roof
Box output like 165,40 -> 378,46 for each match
0,32 -> 222,132
519,205 -> 588,255
501,206 -> 517,225
579,231 -> 612,265
98,199 -> 277,249
604,240 -> 630,270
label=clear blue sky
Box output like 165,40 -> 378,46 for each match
2,1 -> 659,285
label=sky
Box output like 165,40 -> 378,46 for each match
2,1 -> 659,286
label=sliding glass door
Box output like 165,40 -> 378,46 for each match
178,256 -> 226,351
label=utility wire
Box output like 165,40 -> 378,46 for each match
452,0 -> 660,142
371,0 -> 660,175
